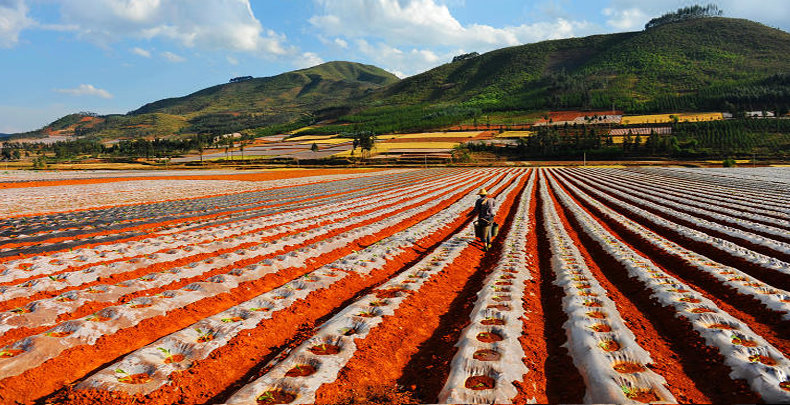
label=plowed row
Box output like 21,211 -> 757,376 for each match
0,167 -> 788,404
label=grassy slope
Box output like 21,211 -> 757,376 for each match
366,18 -> 790,111
131,61 -> 399,116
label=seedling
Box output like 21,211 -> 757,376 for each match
221,316 -> 243,323
250,307 -> 270,312
0,349 -> 22,358
195,328 -> 215,343
257,391 -> 275,402
115,368 -> 132,383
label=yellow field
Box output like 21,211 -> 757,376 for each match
298,138 -> 351,145
395,132 -> 482,139
496,131 -> 534,138
332,142 -> 459,157
621,113 -> 723,125
610,136 -> 649,144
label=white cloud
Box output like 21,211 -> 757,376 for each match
334,37 -> 348,48
295,52 -> 325,69
56,0 -> 290,56
0,0 -> 34,48
226,55 -> 239,65
354,39 -> 452,77
603,7 -> 648,30
161,51 -> 185,62
131,46 -> 151,57
310,0 -> 592,50
54,84 -> 114,99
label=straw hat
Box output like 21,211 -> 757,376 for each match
478,188 -> 488,196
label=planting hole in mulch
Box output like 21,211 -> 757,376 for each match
476,332 -> 503,343
256,390 -> 296,404
465,375 -> 495,390
598,340 -> 620,352
45,331 -> 74,338
688,307 -> 715,314
117,373 -> 152,384
495,281 -> 512,286
374,288 -> 409,299
164,354 -> 185,364
678,297 -> 701,304
308,343 -> 340,355
0,349 -> 24,358
623,388 -> 659,403
780,381 -> 790,391
586,311 -> 607,319
748,355 -> 777,366
613,362 -> 647,374
731,336 -> 758,347
590,323 -> 612,332
285,364 -> 317,377
707,323 -> 736,330
481,318 -> 505,326
486,304 -> 511,311
473,349 -> 501,361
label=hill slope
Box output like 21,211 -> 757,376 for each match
132,61 -> 399,118
25,17 -> 790,140
366,17 -> 790,113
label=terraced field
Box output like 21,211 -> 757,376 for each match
0,167 -> 788,404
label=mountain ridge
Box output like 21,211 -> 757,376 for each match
21,16 -> 790,139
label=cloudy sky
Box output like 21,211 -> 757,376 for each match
1,0 -> 788,133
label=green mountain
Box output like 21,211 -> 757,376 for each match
365,17 -> 790,113
26,16 -> 790,139
32,61 -> 399,139
132,61 -> 399,118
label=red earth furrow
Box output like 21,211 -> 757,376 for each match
546,171 -> 771,403
553,171 -> 790,350
47,188 -> 481,405
312,171 -> 526,404
0,171 -> 478,312
510,172 -> 556,404
544,172 -> 712,403
557,169 -> 790,289
0,172 -> 498,348
561,169 -> 790,266
0,171 -> 499,404
0,170 -> 439,256
578,169 -> 790,234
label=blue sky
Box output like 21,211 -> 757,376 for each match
1,0 -> 789,133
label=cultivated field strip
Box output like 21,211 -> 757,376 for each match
561,169 -> 790,255
541,172 -> 676,404
0,167 -> 788,404
632,168 -> 790,209
0,169 -> 505,385
554,170 -> 790,286
0,169 -> 415,218
223,172 -> 525,404
547,172 -> 790,403
0,169 -> 474,293
438,170 -> 536,403
566,169 -> 790,239
0,169 -> 434,253
552,173 -> 790,322
75,171 -> 522,399
584,169 -> 790,226
0,171 -> 490,338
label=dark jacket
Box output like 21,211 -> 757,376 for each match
475,196 -> 495,222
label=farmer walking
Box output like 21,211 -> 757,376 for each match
474,188 -> 496,251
